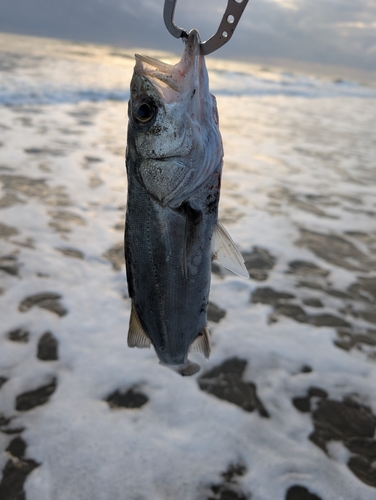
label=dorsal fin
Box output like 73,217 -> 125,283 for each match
127,302 -> 151,348
211,221 -> 249,279
189,326 -> 211,358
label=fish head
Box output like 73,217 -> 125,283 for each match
127,29 -> 223,208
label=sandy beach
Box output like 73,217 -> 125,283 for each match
1,32 -> 376,500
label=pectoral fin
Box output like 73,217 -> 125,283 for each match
211,221 -> 249,279
127,302 -> 151,348
189,326 -> 211,358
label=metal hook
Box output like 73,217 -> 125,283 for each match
163,0 -> 249,55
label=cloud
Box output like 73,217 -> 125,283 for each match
227,0 -> 376,70
0,0 -> 375,71
269,0 -> 299,10
336,22 -> 376,28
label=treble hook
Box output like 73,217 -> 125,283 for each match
163,0 -> 249,55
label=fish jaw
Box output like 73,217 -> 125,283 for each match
128,29 -> 223,208
134,28 -> 206,105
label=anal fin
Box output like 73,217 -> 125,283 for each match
189,326 -> 211,358
127,302 -> 151,349
211,221 -> 249,279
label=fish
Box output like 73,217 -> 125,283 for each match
124,29 -> 248,376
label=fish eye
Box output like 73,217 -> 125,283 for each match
135,103 -> 154,124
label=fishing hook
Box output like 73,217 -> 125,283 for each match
163,0 -> 249,55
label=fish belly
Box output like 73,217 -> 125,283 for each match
125,166 -> 221,366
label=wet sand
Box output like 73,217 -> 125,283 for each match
1,33 -> 376,500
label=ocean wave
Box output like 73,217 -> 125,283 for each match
1,36 -> 375,106
1,83 -> 375,107
1,77 -> 375,107
0,87 -> 130,106
210,71 -> 376,99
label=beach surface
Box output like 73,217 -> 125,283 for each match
1,32 -> 376,500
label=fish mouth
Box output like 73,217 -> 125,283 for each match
135,54 -> 173,73
134,30 -> 203,101
135,54 -> 180,92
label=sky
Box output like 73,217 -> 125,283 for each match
0,0 -> 375,72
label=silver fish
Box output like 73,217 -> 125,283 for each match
125,30 -> 248,376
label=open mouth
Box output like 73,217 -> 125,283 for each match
135,54 -> 180,92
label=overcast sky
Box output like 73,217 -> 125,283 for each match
0,0 -> 375,72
